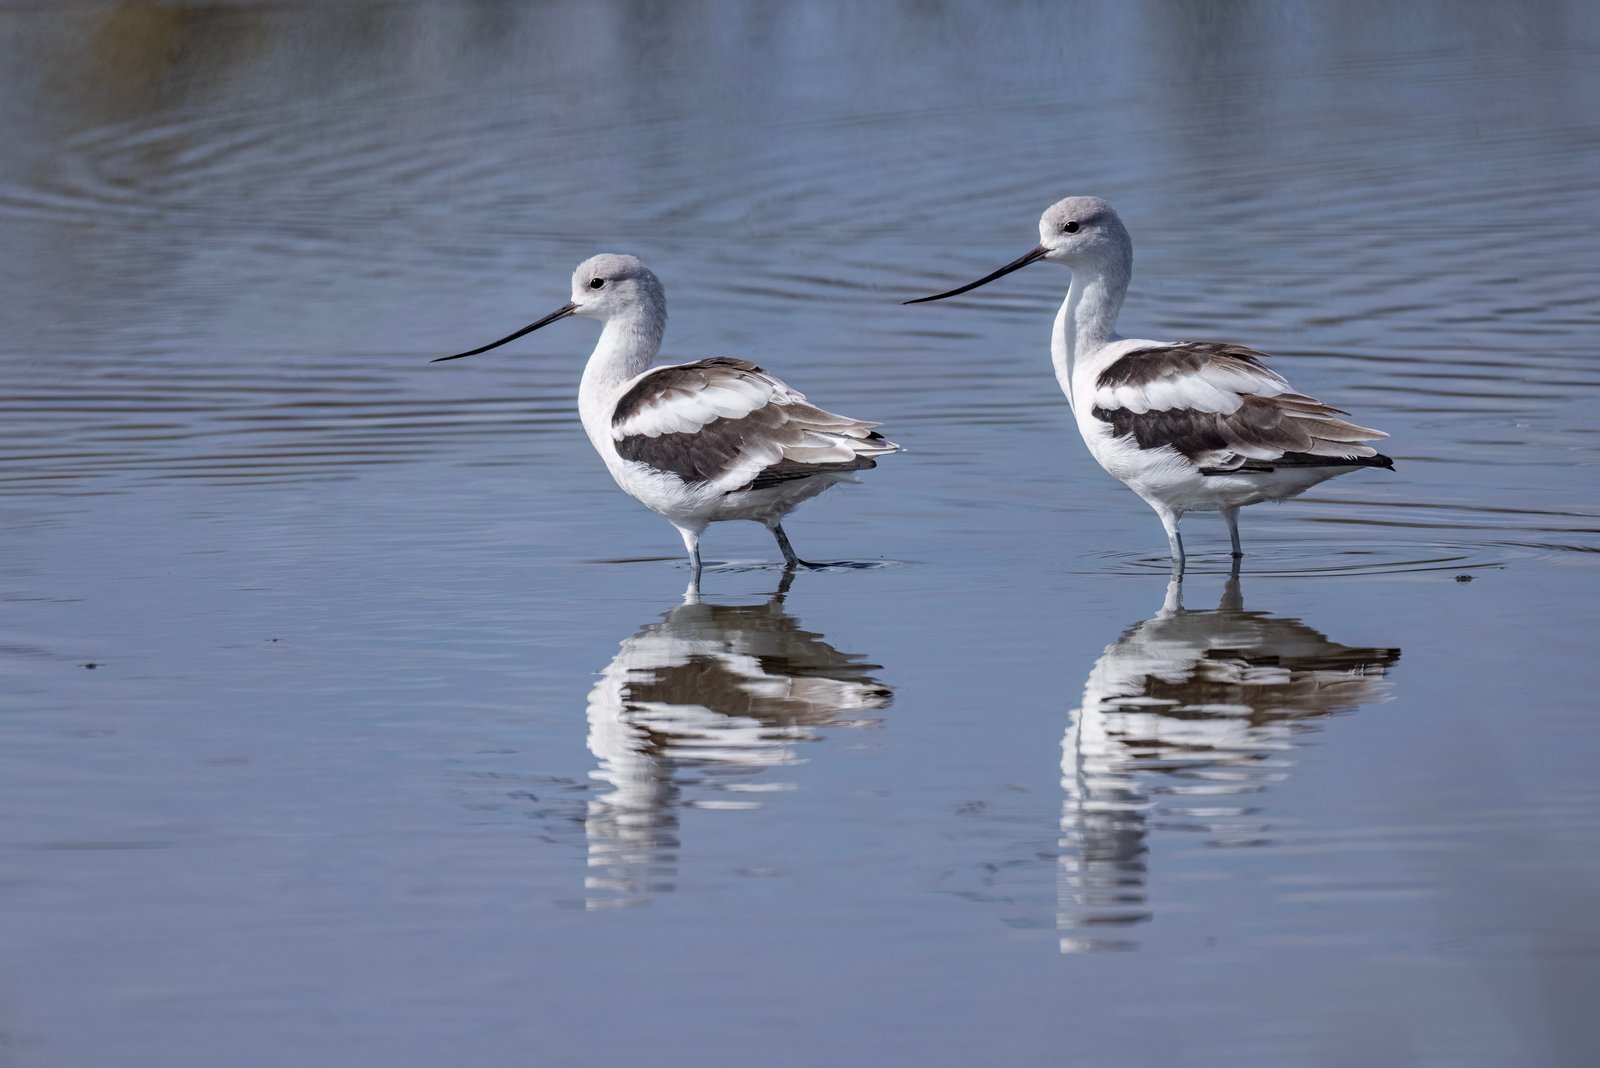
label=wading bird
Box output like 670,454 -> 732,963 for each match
907,197 -> 1392,566
436,254 -> 898,570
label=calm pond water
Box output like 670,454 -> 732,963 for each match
2,2 -> 1599,1065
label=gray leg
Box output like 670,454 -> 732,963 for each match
772,524 -> 818,570
1156,506 -> 1186,567
1222,506 -> 1243,559
677,527 -> 702,571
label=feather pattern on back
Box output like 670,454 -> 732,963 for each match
611,357 -> 898,492
1090,342 -> 1390,473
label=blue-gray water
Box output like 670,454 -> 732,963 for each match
3,2 -> 1598,1065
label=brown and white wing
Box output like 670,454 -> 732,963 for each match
1089,342 -> 1391,472
610,357 -> 899,491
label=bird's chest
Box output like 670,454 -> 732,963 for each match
1076,412 -> 1198,492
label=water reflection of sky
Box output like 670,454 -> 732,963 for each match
1,3 -> 1598,1065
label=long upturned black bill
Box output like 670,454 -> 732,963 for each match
430,301 -> 579,362
903,245 -> 1048,305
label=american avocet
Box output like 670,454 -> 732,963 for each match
908,197 -> 1393,566
435,254 -> 898,570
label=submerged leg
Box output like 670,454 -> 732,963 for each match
773,567 -> 797,600
1220,560 -> 1244,612
1159,570 -> 1185,616
1222,506 -> 1243,559
772,524 -> 820,570
677,527 -> 703,572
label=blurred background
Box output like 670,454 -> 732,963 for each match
1,2 -> 1597,1065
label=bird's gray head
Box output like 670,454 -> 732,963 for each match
431,252 -> 664,364
569,253 -> 665,320
1037,196 -> 1128,265
904,195 -> 1131,306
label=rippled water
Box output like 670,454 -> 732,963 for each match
2,3 -> 1598,1065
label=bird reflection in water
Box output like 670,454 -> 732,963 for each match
1058,569 -> 1400,952
584,571 -> 891,908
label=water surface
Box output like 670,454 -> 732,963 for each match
2,3 -> 1598,1065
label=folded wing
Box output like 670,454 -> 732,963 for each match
1089,342 -> 1391,473
611,357 -> 899,491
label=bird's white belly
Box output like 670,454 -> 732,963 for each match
603,456 -> 720,522
1076,415 -> 1342,514
601,452 -> 847,531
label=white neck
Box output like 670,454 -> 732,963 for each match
1050,252 -> 1130,412
578,304 -> 667,447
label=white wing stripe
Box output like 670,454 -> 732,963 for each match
1109,376 -> 1242,415
613,382 -> 775,439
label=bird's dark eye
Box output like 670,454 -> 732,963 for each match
1062,221 -> 1080,234
588,278 -> 605,289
